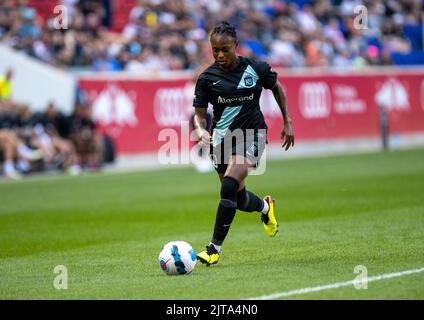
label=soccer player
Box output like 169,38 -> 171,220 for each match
193,21 -> 294,266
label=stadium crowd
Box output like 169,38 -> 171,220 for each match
0,0 -> 422,72
0,68 -> 108,179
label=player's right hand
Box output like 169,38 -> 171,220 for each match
198,129 -> 211,148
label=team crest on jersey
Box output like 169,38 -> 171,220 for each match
244,76 -> 253,87
237,65 -> 259,89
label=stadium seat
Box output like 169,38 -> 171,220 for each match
111,0 -> 136,32
391,51 -> 424,65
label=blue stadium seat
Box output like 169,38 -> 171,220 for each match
391,51 -> 424,65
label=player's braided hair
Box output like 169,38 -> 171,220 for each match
211,21 -> 238,42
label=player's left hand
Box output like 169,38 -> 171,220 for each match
281,122 -> 294,151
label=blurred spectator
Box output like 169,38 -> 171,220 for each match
0,123 -> 43,180
0,100 -> 16,130
43,102 -> 82,175
0,97 -> 109,179
66,102 -> 102,171
92,49 -> 121,71
0,68 -> 13,100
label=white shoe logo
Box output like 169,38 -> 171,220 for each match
213,80 -> 221,85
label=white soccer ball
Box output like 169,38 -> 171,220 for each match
158,241 -> 197,275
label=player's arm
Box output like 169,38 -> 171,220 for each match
193,107 -> 210,147
271,80 -> 294,151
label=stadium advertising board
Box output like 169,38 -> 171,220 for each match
79,70 -> 424,154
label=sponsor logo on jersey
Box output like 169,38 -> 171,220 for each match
217,93 -> 254,104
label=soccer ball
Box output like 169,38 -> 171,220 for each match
158,241 -> 197,275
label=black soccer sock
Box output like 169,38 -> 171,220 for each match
211,176 -> 239,246
237,188 -> 264,212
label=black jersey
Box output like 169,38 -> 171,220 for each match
193,56 -> 277,135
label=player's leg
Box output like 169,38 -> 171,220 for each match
211,156 -> 249,248
241,130 -> 278,237
236,186 -> 265,213
219,173 -> 265,214
197,156 -> 251,266
234,177 -> 278,238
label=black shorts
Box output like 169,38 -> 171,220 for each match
209,129 -> 267,174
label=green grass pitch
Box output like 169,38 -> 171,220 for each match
0,148 -> 423,299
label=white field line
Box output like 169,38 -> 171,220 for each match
247,267 -> 424,300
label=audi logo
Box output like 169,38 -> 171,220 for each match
299,82 -> 331,118
154,88 -> 189,126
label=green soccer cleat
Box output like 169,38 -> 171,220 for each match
261,196 -> 279,237
197,244 -> 220,266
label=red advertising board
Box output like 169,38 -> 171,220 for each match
78,69 -> 424,155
